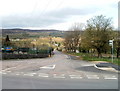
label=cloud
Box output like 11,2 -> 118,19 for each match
2,7 -> 99,29
2,14 -> 64,28
0,0 -> 119,30
46,7 -> 99,18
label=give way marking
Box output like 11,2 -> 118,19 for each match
40,64 -> 56,70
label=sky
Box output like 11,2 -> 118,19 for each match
0,0 -> 119,30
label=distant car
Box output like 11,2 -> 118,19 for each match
3,47 -> 14,53
1,47 -> 14,53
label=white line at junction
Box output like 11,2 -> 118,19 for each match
104,76 -> 118,80
23,73 -> 34,76
38,73 -> 49,77
86,75 -> 99,79
69,75 -> 83,79
53,74 -> 65,78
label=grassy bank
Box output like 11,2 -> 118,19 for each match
67,52 -> 120,65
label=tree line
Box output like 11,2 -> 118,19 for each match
64,15 -> 120,58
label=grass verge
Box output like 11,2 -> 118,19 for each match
67,52 -> 120,66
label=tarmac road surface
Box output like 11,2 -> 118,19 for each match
1,50 -> 119,89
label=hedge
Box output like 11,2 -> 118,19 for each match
2,53 -> 49,60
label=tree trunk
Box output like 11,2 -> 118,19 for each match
97,48 -> 102,58
73,47 -> 76,53
117,47 -> 120,58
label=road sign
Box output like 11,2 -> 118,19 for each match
109,40 -> 114,63
109,40 -> 113,46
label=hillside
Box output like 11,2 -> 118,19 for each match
2,29 -> 65,38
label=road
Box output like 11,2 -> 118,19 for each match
0,50 -> 119,89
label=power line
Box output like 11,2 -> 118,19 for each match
55,0 -> 64,10
39,0 -> 53,16
31,0 -> 39,15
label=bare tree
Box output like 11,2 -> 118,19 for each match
64,23 -> 84,52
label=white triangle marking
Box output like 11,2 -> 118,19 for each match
40,64 -> 56,69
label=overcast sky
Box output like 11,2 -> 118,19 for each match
0,0 -> 119,30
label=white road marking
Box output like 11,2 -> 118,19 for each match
23,73 -> 34,76
31,73 -> 37,75
54,76 -> 65,78
69,75 -> 83,79
70,77 -> 82,79
38,73 -> 49,78
2,72 -> 7,74
53,74 -> 65,78
104,78 -> 117,80
38,75 -> 49,77
2,70 -> 6,72
40,64 -> 56,70
86,75 -> 99,79
104,76 -> 118,80
0,71 -> 2,74
16,74 -> 20,75
94,64 -> 118,72
65,55 -> 70,59
82,64 -> 95,66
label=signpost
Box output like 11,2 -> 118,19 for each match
109,40 -> 114,63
